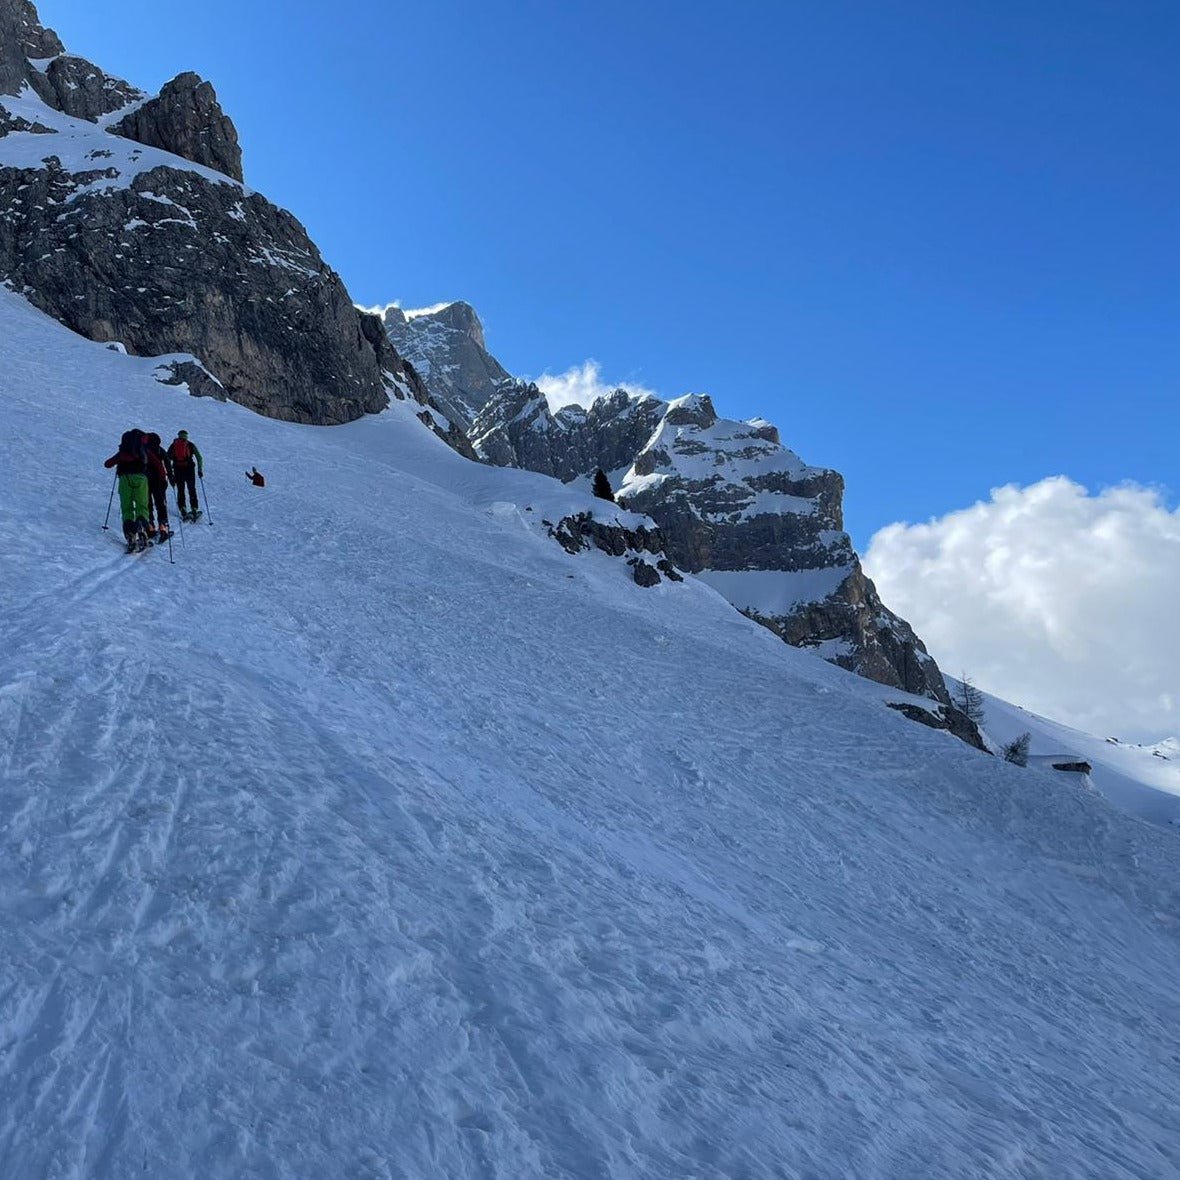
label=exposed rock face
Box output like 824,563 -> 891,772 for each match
112,72 -> 242,182
886,702 -> 987,752
0,0 -> 61,95
472,385 -> 665,481
34,55 -> 142,121
0,0 -> 462,440
381,301 -> 513,430
470,379 -> 960,710
545,511 -> 681,588
1,1 -> 142,121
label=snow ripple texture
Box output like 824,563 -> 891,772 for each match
0,290 -> 1178,1177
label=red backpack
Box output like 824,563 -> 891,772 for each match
172,438 -> 193,463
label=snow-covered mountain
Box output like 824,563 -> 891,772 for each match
0,0 -> 468,444
400,310 -> 967,723
0,0 -> 967,723
5,284 -> 1180,1178
3,6 -> 1180,1173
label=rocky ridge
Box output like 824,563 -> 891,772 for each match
474,382 -> 954,705
389,296 -> 968,716
0,0 -> 465,444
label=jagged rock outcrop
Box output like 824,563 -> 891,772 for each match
1,1 -> 141,121
886,702 -> 987,752
0,0 -> 59,94
0,0 -> 463,440
34,55 -> 141,122
112,72 -> 242,182
472,385 -> 666,481
469,377 -> 962,713
382,301 -> 512,430
545,511 -> 682,588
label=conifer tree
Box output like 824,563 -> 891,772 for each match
592,468 -> 615,503
956,673 -> 986,725
1002,732 -> 1031,767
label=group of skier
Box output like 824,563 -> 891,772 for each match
104,428 -> 204,551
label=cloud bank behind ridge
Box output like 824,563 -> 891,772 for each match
864,476 -> 1180,743
532,360 -> 657,412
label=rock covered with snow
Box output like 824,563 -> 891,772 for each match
1,1 -> 141,125
0,0 -> 464,439
471,378 -> 957,706
381,300 -> 513,429
472,383 -> 666,481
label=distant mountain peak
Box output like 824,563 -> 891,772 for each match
381,299 -> 509,429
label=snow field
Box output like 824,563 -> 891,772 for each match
1,291 -> 1179,1177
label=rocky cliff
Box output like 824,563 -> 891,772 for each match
470,380 -> 954,704
0,0 -> 463,441
381,301 -> 513,430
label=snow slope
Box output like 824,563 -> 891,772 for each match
2,288 -> 1180,1177
969,682 -> 1180,829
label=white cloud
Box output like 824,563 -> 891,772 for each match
352,300 -> 456,320
532,360 -> 658,412
403,301 -> 455,320
863,477 -> 1180,743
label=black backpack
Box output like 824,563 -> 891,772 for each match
119,430 -> 146,466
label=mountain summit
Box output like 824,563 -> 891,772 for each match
0,0 -> 464,440
381,301 -> 513,430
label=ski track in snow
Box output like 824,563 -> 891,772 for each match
0,290 -> 1179,1177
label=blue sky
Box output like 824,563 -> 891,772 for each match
44,0 -> 1178,546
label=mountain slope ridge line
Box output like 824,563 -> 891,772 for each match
0,286 -> 1178,1176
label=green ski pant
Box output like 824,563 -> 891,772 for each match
118,474 -> 149,532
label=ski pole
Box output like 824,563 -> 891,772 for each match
101,473 -> 117,530
166,525 -> 175,565
198,473 -> 213,525
175,494 -> 187,551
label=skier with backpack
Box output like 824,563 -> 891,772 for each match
144,432 -> 173,542
103,429 -> 151,551
167,430 -> 204,522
